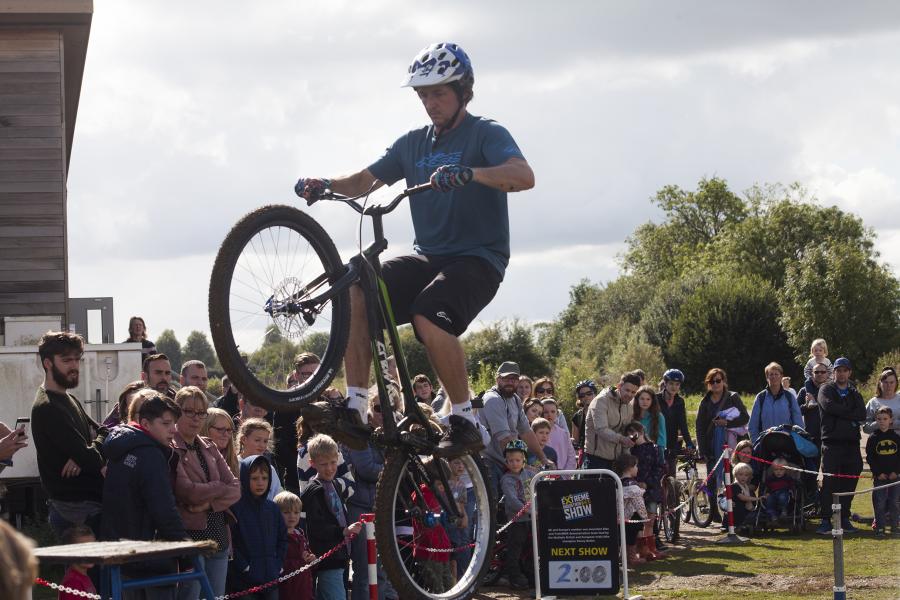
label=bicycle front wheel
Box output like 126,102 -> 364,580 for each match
678,477 -> 692,523
691,482 -> 714,528
374,450 -> 496,600
209,205 -> 350,411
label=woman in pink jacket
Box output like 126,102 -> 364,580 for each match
173,386 -> 241,599
541,398 -> 577,470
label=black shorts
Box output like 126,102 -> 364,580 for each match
380,254 -> 502,337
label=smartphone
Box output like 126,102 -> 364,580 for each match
0,418 -> 27,467
14,417 -> 29,437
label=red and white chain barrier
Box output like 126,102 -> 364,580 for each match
34,577 -> 101,599
35,524 -> 361,600
732,450 -> 872,480
624,451 -> 726,524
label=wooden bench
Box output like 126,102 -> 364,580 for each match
34,539 -> 217,599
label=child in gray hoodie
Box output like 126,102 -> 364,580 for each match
499,439 -> 533,589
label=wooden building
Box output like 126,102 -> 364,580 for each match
0,0 -> 92,338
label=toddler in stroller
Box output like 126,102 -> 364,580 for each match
762,458 -> 797,521
750,425 -> 814,533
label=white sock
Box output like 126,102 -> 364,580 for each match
346,386 -> 368,419
451,400 -> 477,424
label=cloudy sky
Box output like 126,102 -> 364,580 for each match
66,1 -> 900,347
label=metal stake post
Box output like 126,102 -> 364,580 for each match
831,495 -> 846,600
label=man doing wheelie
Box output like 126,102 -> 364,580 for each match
296,42 -> 535,456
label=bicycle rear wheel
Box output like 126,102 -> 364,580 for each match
374,450 -> 496,600
209,205 -> 350,410
661,477 -> 680,542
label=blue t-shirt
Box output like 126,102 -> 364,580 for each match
367,114 -> 525,277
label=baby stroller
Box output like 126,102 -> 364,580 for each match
746,425 -> 815,534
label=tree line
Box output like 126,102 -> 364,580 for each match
157,178 -> 900,416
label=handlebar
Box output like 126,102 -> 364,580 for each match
313,182 -> 434,216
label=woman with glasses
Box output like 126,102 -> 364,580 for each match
202,408 -> 239,475
695,368 -> 749,521
533,376 -> 570,435
172,386 -> 241,599
864,366 -> 900,434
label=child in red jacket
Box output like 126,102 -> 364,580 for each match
58,526 -> 96,600
274,491 -> 316,600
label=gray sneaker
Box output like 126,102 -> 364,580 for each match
300,401 -> 371,451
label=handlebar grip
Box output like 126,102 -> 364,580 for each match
406,182 -> 434,196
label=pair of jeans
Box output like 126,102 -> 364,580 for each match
820,443 -> 862,521
315,568 -> 345,600
872,479 -> 900,530
582,453 -> 614,473
177,545 -> 229,600
766,489 -> 791,517
47,500 -> 102,540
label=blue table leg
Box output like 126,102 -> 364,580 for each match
100,565 -> 110,600
194,555 -> 217,600
109,565 -> 123,600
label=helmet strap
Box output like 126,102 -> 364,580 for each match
433,84 -> 468,141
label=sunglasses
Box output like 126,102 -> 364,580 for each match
535,387 -> 554,394
208,425 -> 234,434
709,378 -> 723,385
813,370 -> 829,375
577,391 -> 595,399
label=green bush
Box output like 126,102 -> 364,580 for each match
602,326 -> 666,389
669,273 -> 796,392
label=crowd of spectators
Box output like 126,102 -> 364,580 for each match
3,324 -> 896,598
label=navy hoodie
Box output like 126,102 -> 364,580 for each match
101,424 -> 186,542
101,424 -> 187,575
230,455 -> 288,586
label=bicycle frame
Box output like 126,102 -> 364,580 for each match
301,183 -> 461,518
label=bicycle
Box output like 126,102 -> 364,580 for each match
676,449 -> 714,528
208,184 -> 496,600
658,471 -> 681,543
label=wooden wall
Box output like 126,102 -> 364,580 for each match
0,29 -> 68,322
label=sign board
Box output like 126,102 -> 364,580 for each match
534,477 -> 620,595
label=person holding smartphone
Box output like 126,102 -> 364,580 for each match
0,420 -> 29,467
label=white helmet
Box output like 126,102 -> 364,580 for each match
401,42 -> 474,92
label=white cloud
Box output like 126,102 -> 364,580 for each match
63,1 -> 900,344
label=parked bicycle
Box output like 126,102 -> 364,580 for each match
676,449 -> 714,528
208,185 -> 496,600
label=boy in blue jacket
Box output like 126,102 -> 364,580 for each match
229,455 -> 288,599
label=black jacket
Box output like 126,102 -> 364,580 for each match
797,378 -> 822,443
657,392 -> 694,452
695,390 -> 748,459
300,476 -> 352,571
818,382 -> 865,444
101,424 -> 187,544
